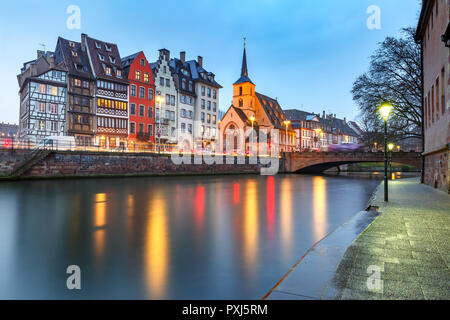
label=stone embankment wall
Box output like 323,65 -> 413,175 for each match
0,150 -> 31,176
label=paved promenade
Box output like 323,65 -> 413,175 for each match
325,177 -> 450,300
267,177 -> 450,300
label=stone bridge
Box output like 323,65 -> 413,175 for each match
284,152 -> 422,173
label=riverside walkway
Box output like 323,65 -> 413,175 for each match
267,177 -> 450,300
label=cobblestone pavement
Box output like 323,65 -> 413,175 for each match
323,178 -> 450,300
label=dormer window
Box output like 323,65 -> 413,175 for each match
105,67 -> 112,76
109,56 -> 116,63
95,42 -> 101,49
99,54 -> 105,62
74,63 -> 83,71
71,51 -> 77,57
69,41 -> 75,48
105,44 -> 112,52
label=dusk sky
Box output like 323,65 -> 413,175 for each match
0,0 -> 420,124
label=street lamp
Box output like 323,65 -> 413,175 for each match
250,115 -> 255,154
283,120 -> 291,152
374,142 -> 378,152
156,95 -> 164,154
388,143 -> 394,180
379,102 -> 392,202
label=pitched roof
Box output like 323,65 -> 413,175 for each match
187,59 -> 222,88
83,34 -> 127,83
55,37 -> 93,79
256,93 -> 291,130
170,58 -> 196,96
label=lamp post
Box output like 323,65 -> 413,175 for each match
388,143 -> 394,180
156,95 -> 164,154
379,102 -> 392,202
283,120 -> 291,153
250,115 -> 255,155
374,142 -> 378,152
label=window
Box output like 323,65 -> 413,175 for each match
50,104 -> 58,114
188,110 -> 193,119
109,56 -> 116,63
39,120 -> 45,131
138,123 -> 144,134
163,66 -> 167,73
130,103 -> 136,115
116,70 -> 122,78
39,84 -> 46,93
213,115 -> 216,124
207,101 -> 211,111
213,102 -> 217,112
181,95 -> 186,104
105,44 -> 111,51
139,87 -> 145,99
166,94 -> 170,105
148,124 -> 153,136
69,41 -> 75,47
201,112 -> 205,122
144,73 -> 149,82
201,99 -> 205,109
136,71 -> 141,81
139,105 -> 145,117
188,124 -> 192,133
171,95 -> 175,106
105,67 -> 111,76
51,86 -> 58,96
131,85 -> 137,97
130,122 -> 136,134
170,111 -> 175,121
213,90 -> 217,99
38,102 -> 46,113
201,86 -> 205,96
239,87 -> 242,96
181,109 -> 186,117
74,78 -> 81,87
71,51 -> 78,57
82,81 -> 89,89
51,121 -> 57,132
181,123 -> 186,133
182,79 -> 187,90
160,77 -> 164,86
189,81 -> 193,91
239,99 -> 243,107
141,59 -> 145,66
166,79 -> 170,87
207,114 -> 211,123
148,88 -> 154,100
207,88 -> 211,97
99,54 -> 105,61
95,42 -> 101,49
148,107 -> 153,118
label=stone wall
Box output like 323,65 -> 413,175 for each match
0,149 -> 32,176
424,149 -> 449,194
18,151 -> 282,179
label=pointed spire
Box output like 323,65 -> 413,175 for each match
241,37 -> 248,77
234,38 -> 253,85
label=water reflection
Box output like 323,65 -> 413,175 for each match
94,193 -> 107,264
266,176 -> 275,240
244,180 -> 258,270
145,191 -> 169,299
312,176 -> 327,241
280,178 -> 293,259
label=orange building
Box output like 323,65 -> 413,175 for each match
219,44 -> 296,154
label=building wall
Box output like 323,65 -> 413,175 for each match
153,51 -> 178,144
128,52 -> 155,144
420,0 -> 450,192
194,82 -> 219,147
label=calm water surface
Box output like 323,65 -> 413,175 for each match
0,173 -> 387,299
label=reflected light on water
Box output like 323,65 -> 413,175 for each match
266,176 -> 275,240
145,191 -> 169,299
94,193 -> 107,265
280,178 -> 293,258
194,185 -> 205,232
244,180 -> 258,270
312,177 -> 327,241
233,183 -> 240,205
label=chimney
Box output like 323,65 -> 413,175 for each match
37,50 -> 44,59
180,51 -> 186,64
198,56 -> 203,67
81,33 -> 87,51
344,117 -> 346,123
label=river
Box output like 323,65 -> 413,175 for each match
0,173 -> 400,299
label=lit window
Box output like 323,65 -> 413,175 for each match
74,79 -> 81,87
136,71 -> 141,81
105,67 -> 111,75
144,73 -> 149,82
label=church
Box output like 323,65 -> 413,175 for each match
219,43 -> 296,154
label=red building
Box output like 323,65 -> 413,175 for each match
122,51 -> 155,145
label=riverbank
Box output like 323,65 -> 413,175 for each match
326,177 -> 450,299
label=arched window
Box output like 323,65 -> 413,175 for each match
239,87 -> 243,96
239,99 -> 243,107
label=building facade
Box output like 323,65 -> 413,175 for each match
151,49 -> 178,146
82,34 -> 129,149
17,51 -> 68,144
170,52 -> 196,150
122,51 -> 155,146
416,0 -> 450,193
186,57 -> 222,150
220,45 -> 295,154
55,37 -> 95,147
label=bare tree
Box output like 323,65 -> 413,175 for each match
352,27 -> 422,144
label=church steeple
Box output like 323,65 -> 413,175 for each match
234,38 -> 253,85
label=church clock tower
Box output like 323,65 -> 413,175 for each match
233,40 -> 256,119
